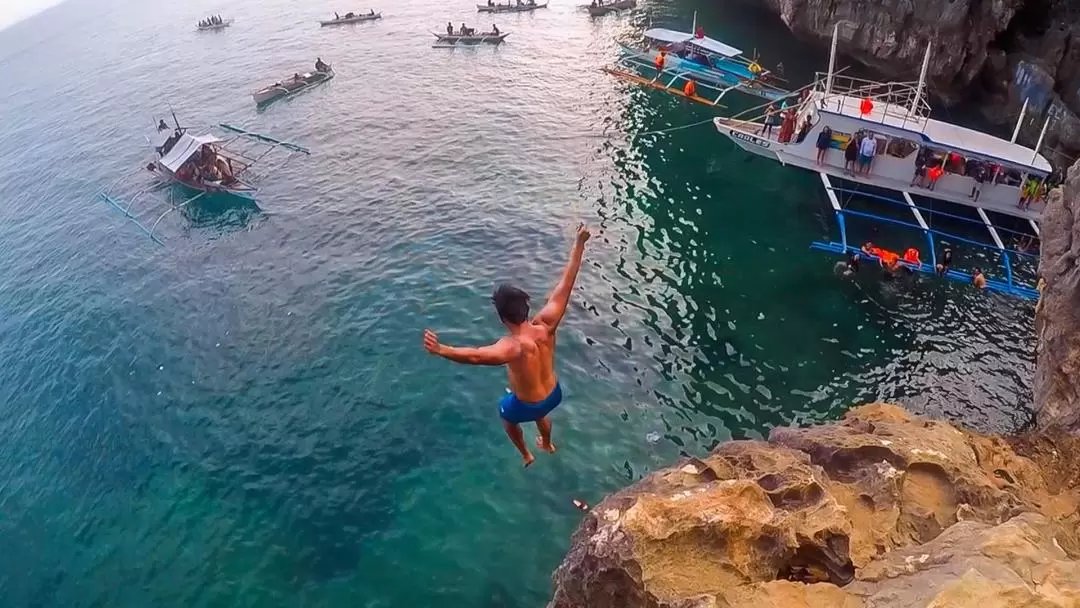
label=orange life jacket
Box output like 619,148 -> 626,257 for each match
683,80 -> 696,97
903,248 -> 921,264
655,52 -> 665,70
880,250 -> 900,267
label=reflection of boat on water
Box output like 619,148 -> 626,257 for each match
477,1 -> 546,13
611,25 -> 790,103
319,12 -> 381,26
587,0 -> 635,17
98,117 -> 310,244
253,67 -> 334,105
714,24 -> 1052,300
432,31 -> 509,46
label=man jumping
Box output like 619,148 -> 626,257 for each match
423,224 -> 591,467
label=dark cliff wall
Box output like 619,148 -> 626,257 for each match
756,0 -> 1080,166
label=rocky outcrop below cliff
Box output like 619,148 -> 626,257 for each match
755,0 -> 1080,165
549,404 -> 1080,607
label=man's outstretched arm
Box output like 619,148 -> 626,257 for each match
536,224 -> 591,330
423,330 -> 520,366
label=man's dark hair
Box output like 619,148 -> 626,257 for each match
492,285 -> 530,324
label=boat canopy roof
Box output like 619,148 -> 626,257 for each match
160,133 -> 221,172
643,28 -> 742,57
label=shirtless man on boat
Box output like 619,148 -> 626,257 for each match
423,224 -> 591,467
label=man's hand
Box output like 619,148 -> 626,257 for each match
576,223 -> 591,245
423,329 -> 442,355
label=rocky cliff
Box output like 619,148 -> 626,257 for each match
755,0 -> 1080,165
549,405 -> 1080,607
547,159 -> 1080,606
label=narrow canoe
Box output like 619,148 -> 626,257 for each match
319,13 -> 382,26
476,2 -> 548,13
431,32 -> 510,44
196,19 -> 234,30
252,69 -> 334,105
586,0 -> 635,16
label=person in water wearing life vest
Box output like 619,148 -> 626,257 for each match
972,267 -> 987,289
424,224 -> 591,468
901,247 -> 921,274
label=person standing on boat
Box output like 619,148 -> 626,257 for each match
447,22 -> 454,36
423,224 -> 591,468
761,102 -> 779,138
655,49 -> 666,73
843,135 -> 859,176
858,132 -> 877,175
815,125 -> 832,165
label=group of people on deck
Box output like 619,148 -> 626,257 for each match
199,15 -> 225,27
333,10 -> 376,20
175,145 -> 235,186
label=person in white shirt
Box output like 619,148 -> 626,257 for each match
858,133 -> 877,175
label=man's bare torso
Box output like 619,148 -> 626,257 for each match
503,319 -> 557,402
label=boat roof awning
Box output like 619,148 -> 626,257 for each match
687,36 -> 741,58
159,133 -> 221,172
642,28 -> 742,57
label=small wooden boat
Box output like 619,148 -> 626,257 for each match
432,31 -> 509,45
477,1 -> 547,13
252,68 -> 334,105
587,0 -> 635,16
319,12 -> 381,26
196,18 -> 233,30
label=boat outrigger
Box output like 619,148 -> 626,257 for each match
98,118 -> 310,244
587,0 -> 636,16
252,64 -> 334,105
477,0 -> 546,13
714,24 -> 1052,299
320,11 -> 381,26
611,24 -> 789,103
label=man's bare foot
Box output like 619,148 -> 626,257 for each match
536,436 -> 557,454
523,451 -> 536,468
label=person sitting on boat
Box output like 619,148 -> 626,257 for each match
902,248 -> 921,273
488,0 -> 495,5
492,24 -> 500,35
370,9 -> 376,14
346,11 -> 355,18
683,79 -> 696,98
654,49 -> 666,72
315,57 -> 329,72
335,12 -> 340,19
695,25 -> 704,38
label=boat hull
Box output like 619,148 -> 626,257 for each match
587,0 -> 635,16
432,32 -> 509,44
154,162 -> 257,200
477,2 -> 547,12
252,70 -> 334,105
196,19 -> 233,30
319,13 -> 381,25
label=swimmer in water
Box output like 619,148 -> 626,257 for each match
423,224 -> 591,467
935,247 -> 953,276
972,267 -> 987,289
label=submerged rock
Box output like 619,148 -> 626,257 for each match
548,404 -> 1080,607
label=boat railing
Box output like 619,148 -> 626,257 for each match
813,72 -> 932,127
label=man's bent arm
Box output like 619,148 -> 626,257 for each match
537,227 -> 589,329
436,339 -> 519,366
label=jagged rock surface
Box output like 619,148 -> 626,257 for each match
548,405 -> 1080,608
1036,159 -> 1080,433
755,0 -> 1080,162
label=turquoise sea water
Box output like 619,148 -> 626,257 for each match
0,0 -> 1037,605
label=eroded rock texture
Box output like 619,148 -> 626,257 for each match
1037,160 -> 1080,433
548,405 -> 1080,608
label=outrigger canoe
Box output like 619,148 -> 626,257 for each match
319,12 -> 381,26
477,2 -> 547,13
587,0 -> 635,16
196,19 -> 233,30
432,31 -> 509,45
252,68 -> 334,105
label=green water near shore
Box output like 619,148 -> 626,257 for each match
0,0 -> 1036,605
